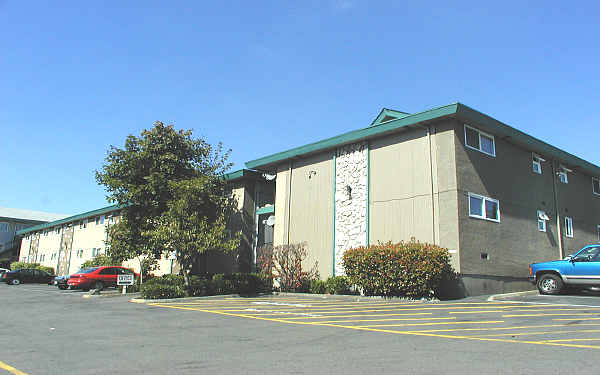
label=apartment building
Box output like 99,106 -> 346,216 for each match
244,103 -> 600,296
0,207 -> 68,261
15,171 -> 274,276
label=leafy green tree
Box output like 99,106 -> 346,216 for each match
153,177 -> 240,286
96,121 -> 236,281
80,254 -> 121,269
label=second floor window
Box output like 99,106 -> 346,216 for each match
593,177 -> 600,195
468,193 -> 500,222
465,125 -> 496,157
532,154 -> 544,174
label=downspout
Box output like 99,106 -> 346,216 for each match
427,125 -> 436,243
57,227 -> 64,275
551,160 -> 563,258
331,151 -> 337,277
365,142 -> 370,247
286,161 -> 293,245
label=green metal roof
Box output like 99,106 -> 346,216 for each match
16,204 -> 127,236
370,108 -> 411,126
223,169 -> 263,182
245,102 -> 600,178
245,103 -> 458,169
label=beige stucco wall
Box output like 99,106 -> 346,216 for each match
275,152 -> 334,279
368,120 -> 460,271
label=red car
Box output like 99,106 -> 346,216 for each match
67,266 -> 138,291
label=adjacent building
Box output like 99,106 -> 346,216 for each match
0,207 -> 68,262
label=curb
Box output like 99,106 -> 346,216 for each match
130,291 -> 436,304
487,290 -> 537,302
83,291 -> 141,299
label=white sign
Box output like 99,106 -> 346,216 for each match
117,274 -> 134,286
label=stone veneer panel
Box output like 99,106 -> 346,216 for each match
334,141 -> 367,275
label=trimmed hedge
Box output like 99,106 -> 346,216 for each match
309,279 -> 326,294
140,272 -> 272,299
10,262 -> 55,275
325,276 -> 353,295
342,240 -> 455,298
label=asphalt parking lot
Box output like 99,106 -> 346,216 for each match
3,284 -> 600,375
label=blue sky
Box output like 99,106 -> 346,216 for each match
2,1 -> 599,215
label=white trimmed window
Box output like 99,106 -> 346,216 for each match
468,193 -> 500,222
537,210 -> 549,232
464,125 -> 495,157
558,171 -> 568,184
564,217 -> 573,238
77,249 -> 84,258
532,154 -> 544,174
593,177 -> 600,196
597,225 -> 600,241
96,215 -> 105,225
0,223 -> 8,232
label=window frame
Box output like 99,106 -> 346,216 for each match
537,210 -> 548,232
532,154 -> 544,174
564,216 -> 574,238
464,125 -> 496,157
558,171 -> 568,184
468,192 -> 501,223
593,177 -> 600,196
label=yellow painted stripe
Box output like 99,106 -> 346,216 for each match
355,321 -> 504,328
148,304 -> 600,350
553,317 -> 600,321
451,307 -> 600,315
472,329 -> 600,338
236,312 -> 433,319
503,313 -> 600,318
544,338 -> 600,343
288,317 -> 458,324
0,360 -> 28,375
412,323 -> 600,333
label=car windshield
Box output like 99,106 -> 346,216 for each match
76,267 -> 98,274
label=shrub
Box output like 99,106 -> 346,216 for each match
140,282 -> 186,299
10,262 -> 55,275
211,274 -> 236,295
309,279 -> 326,294
186,276 -> 213,297
325,276 -> 352,295
140,275 -> 186,299
257,242 -> 319,292
342,239 -> 455,298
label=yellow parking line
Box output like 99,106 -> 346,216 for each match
503,313 -> 600,318
355,321 -> 504,328
287,317 -> 458,324
239,312 -> 434,319
451,307 -> 600,315
0,360 -> 28,375
471,329 -> 600,338
411,323 -> 600,333
148,304 -> 600,350
553,317 -> 600,321
544,338 -> 600,343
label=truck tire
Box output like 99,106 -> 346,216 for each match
537,273 -> 563,295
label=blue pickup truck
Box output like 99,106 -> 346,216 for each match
529,244 -> 600,294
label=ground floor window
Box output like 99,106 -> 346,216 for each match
537,210 -> 549,232
468,192 -> 500,222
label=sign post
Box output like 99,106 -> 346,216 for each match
117,274 -> 135,295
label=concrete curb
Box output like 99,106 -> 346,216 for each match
487,290 -> 537,302
130,291 -> 436,304
83,291 -> 141,299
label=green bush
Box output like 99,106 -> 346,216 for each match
80,254 -> 121,269
342,240 -> 455,298
309,279 -> 326,294
186,276 -> 213,297
10,262 -> 55,275
140,275 -> 185,299
325,276 -> 352,295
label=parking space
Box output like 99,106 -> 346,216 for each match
149,295 -> 600,350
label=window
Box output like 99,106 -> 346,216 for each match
597,225 -> 600,241
77,249 -> 84,258
464,125 -> 496,156
79,220 -> 87,229
468,193 -> 500,222
532,154 -> 544,174
564,217 -> 573,238
558,171 -> 568,184
0,222 -> 9,232
593,178 -> 600,196
99,215 -> 105,224
537,210 -> 549,232
55,227 -> 60,235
